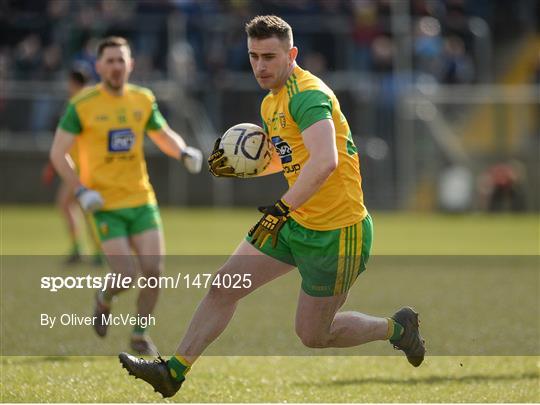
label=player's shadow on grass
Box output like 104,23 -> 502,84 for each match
299,372 -> 538,386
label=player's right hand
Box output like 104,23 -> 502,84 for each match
75,186 -> 104,212
182,146 -> 203,174
208,138 -> 235,177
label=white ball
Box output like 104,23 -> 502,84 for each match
220,123 -> 273,178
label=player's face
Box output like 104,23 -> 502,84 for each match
96,46 -> 133,91
248,36 -> 297,91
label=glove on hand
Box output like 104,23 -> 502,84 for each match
249,199 -> 291,249
75,186 -> 104,212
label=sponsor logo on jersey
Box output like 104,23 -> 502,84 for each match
95,114 -> 109,122
108,128 -> 135,152
284,163 -> 301,174
271,136 -> 292,164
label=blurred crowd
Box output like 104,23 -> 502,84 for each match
0,0 -> 538,211
2,0 -> 536,86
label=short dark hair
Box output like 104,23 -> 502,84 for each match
69,68 -> 90,86
96,36 -> 131,59
245,15 -> 293,45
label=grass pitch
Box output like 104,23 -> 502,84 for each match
1,206 -> 539,402
2,356 -> 538,403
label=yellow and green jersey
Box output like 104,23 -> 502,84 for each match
58,83 -> 167,210
261,65 -> 367,230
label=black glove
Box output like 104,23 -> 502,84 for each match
208,138 -> 235,177
249,199 -> 291,248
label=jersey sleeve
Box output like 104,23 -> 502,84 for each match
288,90 -> 333,132
58,103 -> 82,134
145,100 -> 167,131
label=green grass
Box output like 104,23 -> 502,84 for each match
1,206 -> 539,402
2,356 -> 538,402
1,206 -> 538,255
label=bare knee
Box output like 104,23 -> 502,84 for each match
104,256 -> 138,279
205,284 -> 242,306
138,255 -> 163,279
296,327 -> 332,348
140,264 -> 162,279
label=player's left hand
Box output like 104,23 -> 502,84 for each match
208,138 -> 235,177
249,199 -> 291,248
181,146 -> 203,174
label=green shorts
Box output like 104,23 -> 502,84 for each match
247,214 -> 373,297
92,204 -> 162,242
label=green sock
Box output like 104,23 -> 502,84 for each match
388,318 -> 404,342
71,241 -> 80,255
132,324 -> 147,336
167,355 -> 191,382
92,253 -> 104,265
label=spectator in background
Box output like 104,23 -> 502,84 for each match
38,44 -> 63,80
45,0 -> 71,52
303,51 -> 328,77
30,44 -> 65,132
441,35 -> 474,84
73,37 -> 100,81
14,34 -> 43,80
371,36 -> 395,117
134,0 -> 172,74
351,0 -> 382,71
225,1 -> 253,71
477,161 -> 527,212
169,0 -> 218,73
443,0 -> 470,39
413,16 -> 443,79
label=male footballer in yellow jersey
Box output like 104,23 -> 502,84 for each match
50,37 -> 203,355
119,16 -> 425,397
42,68 -> 103,265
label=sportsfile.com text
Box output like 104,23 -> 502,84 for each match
40,273 -> 253,292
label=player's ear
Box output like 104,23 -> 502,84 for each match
127,57 -> 134,73
289,47 -> 298,64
